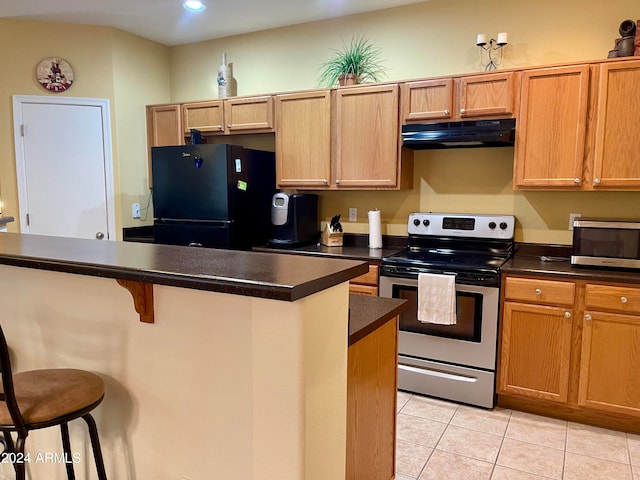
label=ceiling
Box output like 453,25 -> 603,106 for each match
1,0 -> 427,46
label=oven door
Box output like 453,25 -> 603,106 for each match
379,274 -> 499,370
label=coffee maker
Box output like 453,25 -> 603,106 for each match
267,193 -> 319,247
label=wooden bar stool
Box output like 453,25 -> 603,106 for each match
0,324 -> 107,479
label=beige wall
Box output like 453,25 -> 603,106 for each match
0,20 -> 169,236
168,0 -> 640,244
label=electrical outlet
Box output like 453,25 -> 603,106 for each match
132,203 -> 141,219
568,213 -> 581,230
348,208 -> 357,222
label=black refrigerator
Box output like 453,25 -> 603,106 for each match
151,144 -> 276,250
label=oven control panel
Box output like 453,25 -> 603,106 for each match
408,213 -> 515,239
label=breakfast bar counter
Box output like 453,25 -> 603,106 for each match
0,233 -> 398,480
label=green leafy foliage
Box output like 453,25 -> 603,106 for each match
317,35 -> 385,87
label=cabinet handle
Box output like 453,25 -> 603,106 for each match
227,124 -> 232,128
585,314 -> 592,321
621,296 -> 628,304
322,179 -> 328,185
444,109 -> 450,116
335,180 -> 341,185
215,125 -> 223,130
573,178 -> 580,184
535,288 -> 542,295
594,178 -> 601,184
564,311 -> 571,318
460,108 -> 466,115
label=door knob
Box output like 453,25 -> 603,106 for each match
95,232 -> 105,240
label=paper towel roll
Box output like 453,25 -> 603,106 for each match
368,209 -> 382,249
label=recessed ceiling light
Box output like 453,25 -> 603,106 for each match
183,1 -> 206,11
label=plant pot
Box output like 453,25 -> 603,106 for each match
338,74 -> 359,86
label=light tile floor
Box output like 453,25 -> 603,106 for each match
396,391 -> 640,480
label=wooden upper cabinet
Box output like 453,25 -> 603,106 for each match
457,72 -> 516,118
275,90 -> 331,188
591,60 -> 640,189
513,65 -> 590,189
333,84 -> 400,188
183,95 -> 274,136
147,104 -> 183,147
401,72 -> 515,124
182,100 -> 225,134
225,95 -> 274,133
400,78 -> 453,122
146,104 -> 184,187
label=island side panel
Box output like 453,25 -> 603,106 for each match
251,283 -> 349,480
0,264 -> 350,480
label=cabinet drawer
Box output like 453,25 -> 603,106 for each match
349,284 -> 378,296
350,264 -> 379,286
504,277 -> 575,305
584,284 -> 640,314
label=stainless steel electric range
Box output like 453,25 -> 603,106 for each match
380,212 -> 515,408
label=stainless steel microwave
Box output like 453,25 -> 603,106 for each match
571,219 -> 640,269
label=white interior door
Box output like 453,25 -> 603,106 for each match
13,96 -> 115,240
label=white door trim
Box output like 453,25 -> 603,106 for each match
12,95 -> 116,239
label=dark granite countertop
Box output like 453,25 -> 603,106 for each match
0,216 -> 15,226
0,233 -> 369,301
502,244 -> 640,284
254,234 -> 407,262
348,294 -> 407,345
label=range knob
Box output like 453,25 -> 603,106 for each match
489,222 -> 496,229
500,222 -> 508,230
422,219 -> 430,227
413,218 -> 421,226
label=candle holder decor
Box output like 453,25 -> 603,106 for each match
476,32 -> 508,71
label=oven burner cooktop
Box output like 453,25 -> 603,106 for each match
381,212 -> 516,284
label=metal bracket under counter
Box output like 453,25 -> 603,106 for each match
116,279 -> 154,323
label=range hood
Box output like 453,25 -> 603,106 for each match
402,118 -> 516,149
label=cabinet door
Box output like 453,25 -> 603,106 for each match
275,90 -> 331,188
334,84 -> 400,188
400,79 -> 453,122
458,72 -> 515,118
146,104 -> 184,186
499,301 -> 573,402
514,65 -> 590,188
147,104 -> 183,146
592,60 -> 640,188
578,310 -> 640,416
226,95 -> 274,133
182,101 -> 225,134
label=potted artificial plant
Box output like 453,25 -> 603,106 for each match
317,35 -> 385,87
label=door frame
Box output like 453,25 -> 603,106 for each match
12,95 -> 116,239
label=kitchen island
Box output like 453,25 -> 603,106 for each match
0,233 -> 404,480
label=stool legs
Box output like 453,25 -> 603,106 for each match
83,414 -> 107,480
60,423 -> 76,480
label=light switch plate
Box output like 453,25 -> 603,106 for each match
349,208 -> 357,222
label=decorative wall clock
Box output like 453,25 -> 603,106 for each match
36,57 -> 75,93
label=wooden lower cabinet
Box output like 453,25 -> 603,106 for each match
346,315 -> 398,480
349,263 -> 379,296
500,301 -> 572,402
498,275 -> 640,432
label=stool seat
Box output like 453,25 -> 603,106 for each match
0,369 -> 104,427
0,323 -> 108,480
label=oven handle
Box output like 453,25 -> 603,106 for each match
398,363 -> 478,383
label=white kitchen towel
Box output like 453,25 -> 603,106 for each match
417,272 -> 457,324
